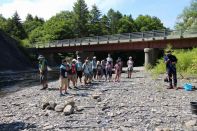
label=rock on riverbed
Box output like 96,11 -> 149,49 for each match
1,68 -> 197,130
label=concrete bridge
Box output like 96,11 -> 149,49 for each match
33,29 -> 197,66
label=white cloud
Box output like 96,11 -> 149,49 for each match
0,0 -> 129,21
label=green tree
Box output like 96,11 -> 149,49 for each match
0,14 -> 7,31
175,0 -> 197,30
135,15 -> 164,31
73,0 -> 89,37
23,14 -> 44,35
5,12 -> 27,39
89,4 -> 102,36
100,15 -> 110,35
107,9 -> 122,34
29,11 -> 74,44
117,15 -> 137,33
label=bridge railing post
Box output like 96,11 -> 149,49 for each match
107,36 -> 109,44
142,32 -> 144,41
80,39 -> 82,46
180,29 -> 183,38
97,36 -> 99,44
129,33 -> 132,42
117,35 -> 119,43
152,30 -> 155,40
163,29 -> 167,39
88,38 -> 90,45
68,39 -> 70,46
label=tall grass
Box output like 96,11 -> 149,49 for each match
152,48 -> 197,76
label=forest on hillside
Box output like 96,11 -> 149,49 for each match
0,0 -> 196,47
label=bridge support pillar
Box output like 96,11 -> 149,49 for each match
144,48 -> 159,68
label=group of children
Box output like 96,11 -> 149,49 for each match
59,54 -> 134,96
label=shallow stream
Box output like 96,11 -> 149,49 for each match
0,70 -> 59,97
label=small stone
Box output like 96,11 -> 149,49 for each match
12,103 -> 20,106
4,114 -> 15,117
163,128 -> 171,131
185,120 -> 197,127
97,120 -> 101,124
92,94 -> 100,99
75,106 -> 84,112
41,102 -> 49,110
65,100 -> 75,107
55,104 -> 65,112
97,98 -> 102,102
102,106 -> 110,111
155,128 -> 162,131
47,101 -> 57,110
43,125 -> 54,130
63,105 -> 74,115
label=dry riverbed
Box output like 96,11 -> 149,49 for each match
1,68 -> 197,131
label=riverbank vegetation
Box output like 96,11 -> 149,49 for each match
152,47 -> 197,76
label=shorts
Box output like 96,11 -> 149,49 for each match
72,74 -> 77,80
60,78 -> 68,87
127,67 -> 133,72
84,73 -> 90,79
77,71 -> 83,78
40,71 -> 47,83
106,69 -> 112,77
97,70 -> 102,76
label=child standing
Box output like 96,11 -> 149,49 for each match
71,59 -> 77,88
59,59 -> 69,96
114,60 -> 121,82
97,61 -> 103,81
127,56 -> 134,78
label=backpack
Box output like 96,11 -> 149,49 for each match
71,64 -> 76,74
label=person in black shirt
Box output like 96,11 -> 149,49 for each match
164,50 -> 178,89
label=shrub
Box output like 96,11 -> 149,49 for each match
152,48 -> 197,76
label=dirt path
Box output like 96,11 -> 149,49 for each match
1,68 -> 197,130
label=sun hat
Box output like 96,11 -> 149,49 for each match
38,55 -> 44,60
93,56 -> 96,59
72,59 -> 77,62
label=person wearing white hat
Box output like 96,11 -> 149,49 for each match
91,56 -> 97,79
127,56 -> 134,78
38,55 -> 48,90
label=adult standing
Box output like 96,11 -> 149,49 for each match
164,50 -> 178,89
38,55 -> 48,90
106,54 -> 113,82
92,56 -> 97,79
127,56 -> 134,78
76,57 -> 83,83
101,59 -> 107,80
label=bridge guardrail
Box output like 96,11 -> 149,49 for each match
34,28 -> 197,48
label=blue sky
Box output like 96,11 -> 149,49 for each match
0,0 -> 191,29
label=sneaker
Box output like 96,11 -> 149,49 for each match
68,86 -> 72,89
64,92 -> 69,95
74,86 -> 79,89
167,86 -> 173,89
60,93 -> 65,97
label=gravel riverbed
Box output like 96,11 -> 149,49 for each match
1,67 -> 197,131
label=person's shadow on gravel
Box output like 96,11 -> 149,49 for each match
0,122 -> 37,131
